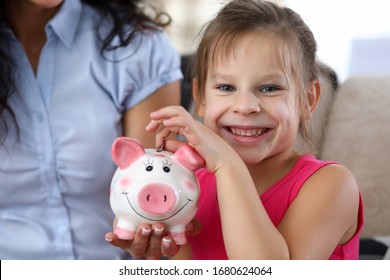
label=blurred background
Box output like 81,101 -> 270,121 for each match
163,0 -> 390,82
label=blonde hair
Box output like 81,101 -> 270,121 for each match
192,0 -> 318,147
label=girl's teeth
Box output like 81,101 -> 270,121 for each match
230,128 -> 265,136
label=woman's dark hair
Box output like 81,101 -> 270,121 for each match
0,0 -> 171,143
82,0 -> 171,52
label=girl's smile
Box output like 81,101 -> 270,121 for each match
222,125 -> 273,145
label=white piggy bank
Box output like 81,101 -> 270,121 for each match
110,137 -> 204,245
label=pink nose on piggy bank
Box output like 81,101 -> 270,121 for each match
137,184 -> 177,214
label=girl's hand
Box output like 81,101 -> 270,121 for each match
146,106 -> 236,174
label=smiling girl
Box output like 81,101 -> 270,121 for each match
107,0 -> 363,260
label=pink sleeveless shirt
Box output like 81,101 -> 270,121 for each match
188,154 -> 364,260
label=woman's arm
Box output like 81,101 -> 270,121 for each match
123,80 -> 181,148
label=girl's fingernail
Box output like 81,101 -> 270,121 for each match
154,227 -> 164,235
142,227 -> 151,236
162,237 -> 172,248
105,235 -> 112,242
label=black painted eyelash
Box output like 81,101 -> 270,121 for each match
162,159 -> 172,173
143,159 -> 154,171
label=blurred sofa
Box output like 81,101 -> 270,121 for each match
315,70 -> 390,260
180,56 -> 390,259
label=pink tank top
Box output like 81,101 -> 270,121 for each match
188,154 -> 363,260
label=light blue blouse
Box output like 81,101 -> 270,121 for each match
0,0 -> 182,259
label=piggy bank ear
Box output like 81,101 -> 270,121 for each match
111,137 -> 145,169
172,144 -> 205,171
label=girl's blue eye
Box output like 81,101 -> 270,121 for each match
218,85 -> 234,92
260,85 -> 279,93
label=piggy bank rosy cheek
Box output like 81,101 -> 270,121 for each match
109,137 -> 204,245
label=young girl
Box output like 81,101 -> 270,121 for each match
107,0 -> 363,260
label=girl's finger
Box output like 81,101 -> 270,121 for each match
161,236 -> 180,258
145,119 -> 162,132
129,224 -> 152,259
105,232 -> 134,252
144,223 -> 167,260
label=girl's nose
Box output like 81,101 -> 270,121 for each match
233,92 -> 261,115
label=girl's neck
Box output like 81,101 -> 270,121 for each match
248,149 -> 300,195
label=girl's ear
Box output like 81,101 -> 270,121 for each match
301,80 -> 320,120
192,79 -> 206,117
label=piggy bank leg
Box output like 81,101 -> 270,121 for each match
114,219 -> 137,240
168,225 -> 187,245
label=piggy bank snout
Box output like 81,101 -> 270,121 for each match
137,183 -> 177,215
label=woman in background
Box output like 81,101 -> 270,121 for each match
0,0 -> 182,259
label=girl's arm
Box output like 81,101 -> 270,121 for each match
212,151 -> 289,259
277,164 -> 360,259
147,106 -> 289,259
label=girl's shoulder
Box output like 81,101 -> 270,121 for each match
298,156 -> 360,235
294,154 -> 357,187
296,154 -> 359,202
279,156 -> 361,259
307,158 -> 358,193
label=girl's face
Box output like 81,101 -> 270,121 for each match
199,34 -> 301,164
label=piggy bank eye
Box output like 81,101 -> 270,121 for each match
144,160 -> 154,172
146,165 -> 153,172
163,166 -> 170,173
162,160 -> 172,173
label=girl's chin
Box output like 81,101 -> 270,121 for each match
232,147 -> 266,165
